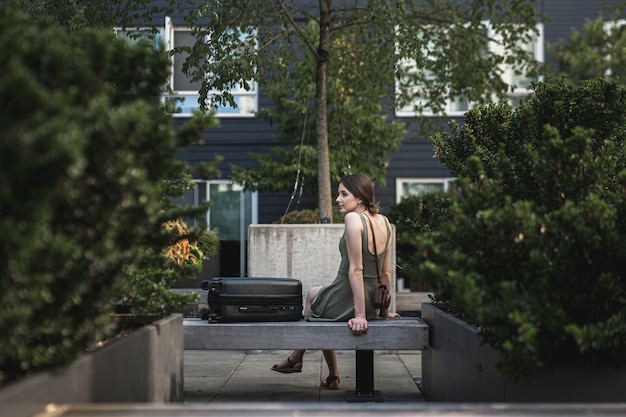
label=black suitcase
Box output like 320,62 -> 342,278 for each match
199,277 -> 303,322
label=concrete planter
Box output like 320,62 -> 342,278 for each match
248,224 -> 345,293
421,303 -> 626,402
0,313 -> 184,417
248,224 -> 397,310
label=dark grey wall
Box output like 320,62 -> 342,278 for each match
174,0 -> 626,223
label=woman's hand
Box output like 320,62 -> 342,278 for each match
384,312 -> 401,319
348,317 -> 368,335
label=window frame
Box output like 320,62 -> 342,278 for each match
395,177 -> 456,203
163,17 -> 258,118
115,18 -> 258,118
603,19 -> 626,79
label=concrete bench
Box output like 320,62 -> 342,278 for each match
183,317 -> 428,402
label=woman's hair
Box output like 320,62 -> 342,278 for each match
340,173 -> 380,214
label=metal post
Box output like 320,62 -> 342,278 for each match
345,350 -> 384,402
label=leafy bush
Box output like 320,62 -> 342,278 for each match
386,192 -> 453,289
0,7 -> 217,384
418,78 -> 626,379
274,208 -> 344,224
119,217 -> 219,316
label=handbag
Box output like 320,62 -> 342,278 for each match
365,214 -> 391,312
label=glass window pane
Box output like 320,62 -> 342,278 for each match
509,35 -> 538,89
450,96 -> 470,112
164,95 -> 201,114
174,31 -> 202,91
211,95 -> 256,115
116,29 -> 161,49
402,182 -> 444,196
209,183 -> 249,241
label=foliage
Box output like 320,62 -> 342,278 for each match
119,218 -> 219,316
416,78 -> 626,379
182,0 -> 541,117
274,208 -> 343,224
14,0 -> 544,221
547,5 -> 626,84
0,6 -> 217,384
231,22 -> 404,203
10,0 -> 184,31
178,0 -> 542,220
386,192 -> 454,288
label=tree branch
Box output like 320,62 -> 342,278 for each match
276,0 -> 318,57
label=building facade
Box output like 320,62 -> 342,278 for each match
158,0 -> 625,277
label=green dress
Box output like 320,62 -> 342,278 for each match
307,213 -> 391,321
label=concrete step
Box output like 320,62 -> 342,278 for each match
35,402 -> 626,416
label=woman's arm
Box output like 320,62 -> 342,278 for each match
344,212 -> 368,332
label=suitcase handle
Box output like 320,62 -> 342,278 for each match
201,280 -> 222,292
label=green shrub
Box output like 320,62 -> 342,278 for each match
0,7 -> 217,384
386,192 -> 453,289
418,78 -> 626,379
274,208 -> 344,224
119,216 -> 219,316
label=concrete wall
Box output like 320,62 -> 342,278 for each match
248,224 -> 396,310
0,314 -> 184,417
421,303 -> 626,402
421,303 -> 505,402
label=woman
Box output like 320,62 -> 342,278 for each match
271,173 -> 400,390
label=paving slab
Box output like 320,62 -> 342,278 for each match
183,350 -> 424,404
26,347 -> 626,416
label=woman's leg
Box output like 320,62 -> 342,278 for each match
304,286 -> 322,315
321,349 -> 340,389
271,349 -> 305,372
271,286 -> 322,372
307,286 -> 339,388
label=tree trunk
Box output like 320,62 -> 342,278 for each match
316,0 -> 332,223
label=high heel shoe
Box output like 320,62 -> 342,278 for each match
271,356 -> 303,373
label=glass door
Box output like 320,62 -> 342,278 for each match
207,182 -> 257,277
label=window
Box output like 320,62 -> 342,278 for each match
171,180 -> 258,277
164,24 -> 203,115
395,30 -> 472,115
396,177 -> 456,203
163,17 -> 258,117
172,180 -> 258,231
603,19 -> 626,79
115,18 -> 258,118
114,28 -> 163,49
491,23 -> 544,106
396,22 -> 544,117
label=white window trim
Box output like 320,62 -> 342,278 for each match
395,177 -> 456,203
603,19 -> 626,78
396,22 -> 544,118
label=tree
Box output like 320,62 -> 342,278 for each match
547,4 -> 626,84
230,22 -> 405,205
180,0 -> 542,221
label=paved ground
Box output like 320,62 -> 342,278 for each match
183,350 -> 425,404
